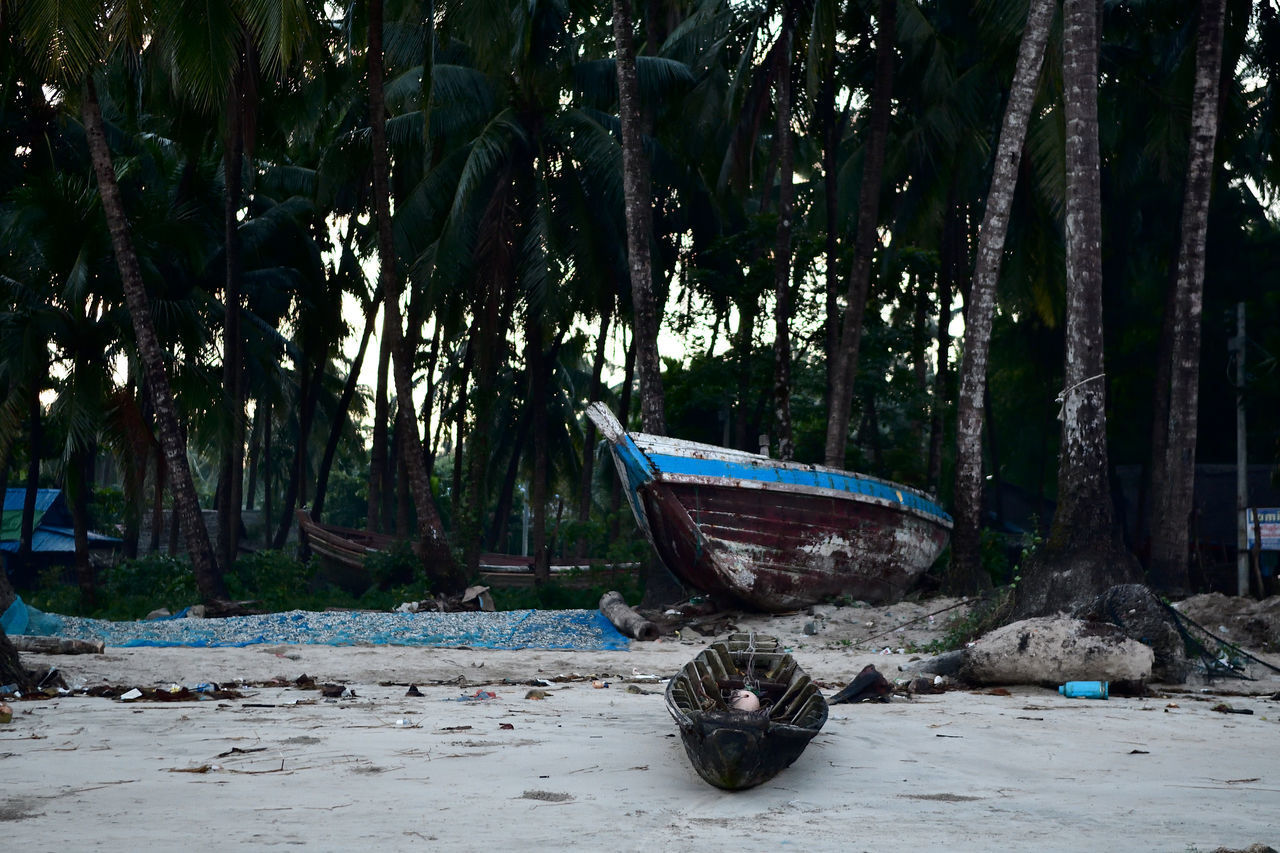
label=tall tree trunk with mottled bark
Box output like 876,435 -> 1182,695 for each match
927,203 -> 958,491
528,323 -> 551,582
218,68 -> 247,572
950,0 -> 1055,593
612,0 -> 666,435
368,315 -> 393,532
369,0 -> 462,592
772,11 -> 795,461
273,358 -> 325,547
312,292 -> 381,522
575,312 -> 610,555
82,77 -> 226,603
1148,0 -> 1226,595
18,388 -> 40,566
823,0 -> 896,468
820,76 -> 841,403
1012,0 -> 1139,618
66,445 -> 95,608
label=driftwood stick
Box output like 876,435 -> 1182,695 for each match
10,635 -> 105,655
599,591 -> 659,641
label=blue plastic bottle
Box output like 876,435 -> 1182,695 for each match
1059,681 -> 1108,699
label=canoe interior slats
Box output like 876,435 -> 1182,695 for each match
665,634 -> 827,790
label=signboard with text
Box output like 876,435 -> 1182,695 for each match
1247,508 -> 1280,551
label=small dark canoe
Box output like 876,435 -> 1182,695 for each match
664,634 -> 828,790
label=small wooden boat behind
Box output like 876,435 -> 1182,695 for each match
586,402 -> 952,611
665,633 -> 828,790
295,510 -> 634,589
295,510 -> 397,568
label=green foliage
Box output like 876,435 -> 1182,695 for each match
93,554 -> 199,621
554,514 -> 652,567
25,567 -> 91,618
362,541 -> 427,594
488,570 -> 644,611
980,528 -> 1013,585
922,590 -> 1014,654
225,550 -> 317,611
90,485 -> 126,532
321,470 -> 370,530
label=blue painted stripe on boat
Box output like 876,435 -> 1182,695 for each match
618,435 -> 655,491
609,435 -> 658,541
646,452 -> 953,523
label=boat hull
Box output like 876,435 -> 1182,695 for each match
665,634 -> 827,790
638,478 -> 949,610
586,403 -> 952,611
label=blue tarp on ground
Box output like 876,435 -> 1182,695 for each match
0,597 -> 629,651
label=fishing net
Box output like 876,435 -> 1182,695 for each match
1,597 -> 629,651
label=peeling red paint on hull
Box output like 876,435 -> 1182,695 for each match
639,480 -> 949,611
584,402 -> 952,612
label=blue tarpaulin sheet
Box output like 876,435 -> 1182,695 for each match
1,597 -> 629,650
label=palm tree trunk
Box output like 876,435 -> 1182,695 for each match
528,322 -> 551,582
368,317 -> 393,532
608,334 -> 637,543
772,12 -> 795,461
262,399 -> 273,542
119,392 -> 149,560
1012,0 -> 1138,618
18,388 -> 40,565
150,444 -> 166,553
1148,0 -> 1226,595
370,0 -> 461,591
821,75 -> 842,403
245,404 -> 261,512
66,445 -> 95,609
612,0 -> 666,436
487,411 -> 530,552
950,0 -> 1054,593
81,77 -> 225,602
576,312 -> 610,548
927,204 -> 957,491
218,74 -> 247,572
312,292 -> 381,521
823,0 -> 896,468
734,295 -> 757,451
272,358 -> 324,548
450,334 -> 474,528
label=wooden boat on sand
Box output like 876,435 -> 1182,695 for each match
294,510 -> 632,589
665,633 -> 827,790
586,402 -> 953,611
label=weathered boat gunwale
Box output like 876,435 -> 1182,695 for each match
630,434 -> 951,528
652,471 -> 952,528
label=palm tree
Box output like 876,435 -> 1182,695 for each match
1012,0 -> 1139,618
368,0 -> 462,591
9,1 -> 228,603
824,0 -> 897,469
1147,0 -> 1228,595
613,0 -> 667,435
772,3 -> 796,461
950,0 -> 1058,593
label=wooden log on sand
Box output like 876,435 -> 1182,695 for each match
10,635 -> 105,655
599,591 -> 659,641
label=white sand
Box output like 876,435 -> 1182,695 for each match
3,601 -> 1278,852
